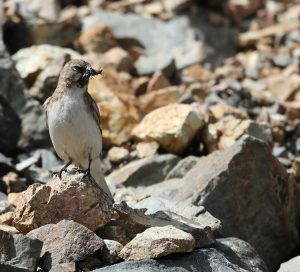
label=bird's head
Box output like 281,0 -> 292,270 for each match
58,59 -> 102,88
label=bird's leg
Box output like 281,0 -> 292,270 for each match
77,156 -> 92,179
52,160 -> 72,179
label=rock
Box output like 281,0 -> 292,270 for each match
278,256 -> 300,272
106,154 -> 180,187
132,104 -> 205,154
136,142 -> 159,158
208,102 -> 248,120
108,147 -> 130,164
181,64 -> 214,83
29,57 -> 67,102
203,119 -> 273,151
0,45 -> 49,150
12,44 -> 80,87
13,171 -> 114,234
26,14 -> 80,48
103,47 -> 133,72
120,226 -> 195,260
78,23 -> 117,54
7,192 -> 22,207
101,239 -> 123,265
99,202 -> 215,249
15,0 -> 60,21
50,262 -> 76,272
177,136 -> 299,270
17,98 -> 50,149
27,220 -> 105,271
138,86 -> 181,115
135,55 -> 176,77
88,70 -> 140,145
147,71 -> 170,92
165,156 -> 199,180
0,95 -> 21,155
83,11 -> 206,72
132,196 -> 222,236
272,54 -> 292,68
94,237 -> 267,272
163,0 -> 191,13
0,229 -> 42,272
266,74 -> 300,103
0,191 -> 13,214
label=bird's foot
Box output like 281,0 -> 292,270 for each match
75,168 -> 91,179
52,161 -> 72,179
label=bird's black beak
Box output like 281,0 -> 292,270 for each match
85,67 -> 102,78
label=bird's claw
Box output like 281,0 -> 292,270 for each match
75,168 -> 91,178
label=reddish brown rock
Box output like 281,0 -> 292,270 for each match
147,71 -> 170,92
78,23 -> 117,53
13,171 -> 114,234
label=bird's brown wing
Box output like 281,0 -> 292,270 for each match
43,96 -> 51,127
84,92 -> 102,135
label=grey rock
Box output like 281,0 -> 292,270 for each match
29,58 -> 66,103
278,256 -> 300,272
0,45 -> 50,150
273,54 -> 292,68
135,55 -> 176,77
93,237 -> 267,272
18,98 -> 50,149
0,192 -> 13,214
0,229 -> 42,272
27,220 -> 105,271
99,202 -> 215,249
0,96 -> 21,155
133,196 -> 222,236
165,156 -> 199,180
106,154 -> 180,187
119,226 -> 195,260
101,240 -> 123,265
83,12 -> 206,73
177,135 -> 299,270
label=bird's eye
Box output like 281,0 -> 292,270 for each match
72,65 -> 84,72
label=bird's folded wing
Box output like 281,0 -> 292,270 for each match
84,92 -> 102,135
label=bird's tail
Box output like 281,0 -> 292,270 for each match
90,158 -> 113,200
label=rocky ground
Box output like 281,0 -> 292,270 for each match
1,0 -> 300,271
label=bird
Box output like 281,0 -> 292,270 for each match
43,59 -> 112,199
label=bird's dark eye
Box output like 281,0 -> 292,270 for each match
72,65 -> 85,73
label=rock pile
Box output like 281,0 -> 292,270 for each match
1,0 -> 300,271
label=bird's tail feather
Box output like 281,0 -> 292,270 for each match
90,158 -> 113,200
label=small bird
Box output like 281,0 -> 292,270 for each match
43,59 -> 112,199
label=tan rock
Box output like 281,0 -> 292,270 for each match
78,23 -> 117,53
119,225 -> 195,260
203,119 -> 273,151
209,102 -> 248,120
147,71 -> 170,92
133,104 -> 204,154
136,142 -> 159,158
12,44 -> 80,86
139,86 -> 180,115
7,192 -> 23,207
103,47 -> 133,72
182,64 -> 214,83
108,146 -> 130,163
13,171 -> 114,234
88,69 -> 141,146
266,74 -> 300,102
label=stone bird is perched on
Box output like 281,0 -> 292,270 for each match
44,59 -> 112,199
